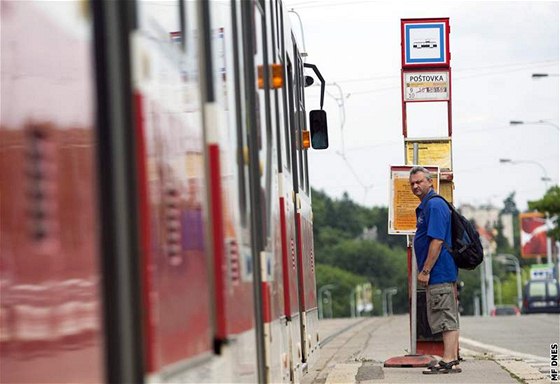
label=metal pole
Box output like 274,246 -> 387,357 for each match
409,238 -> 417,354
515,262 -> 523,310
382,290 -> 387,317
410,145 -> 419,353
546,216 -> 553,265
318,290 -> 323,320
326,290 -> 333,319
493,276 -> 502,305
473,294 -> 480,316
480,262 -> 487,316
318,284 -> 336,320
485,251 -> 495,314
349,288 -> 356,318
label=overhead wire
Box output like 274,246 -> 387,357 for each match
342,60 -> 559,97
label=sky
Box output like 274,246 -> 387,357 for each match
286,0 -> 559,211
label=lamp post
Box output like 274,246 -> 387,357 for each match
532,73 -> 559,79
499,158 -> 551,188
318,284 -> 336,319
496,254 -> 523,309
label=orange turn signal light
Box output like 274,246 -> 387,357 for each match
258,64 -> 284,89
302,130 -> 310,149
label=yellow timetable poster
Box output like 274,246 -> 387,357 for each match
389,165 -> 439,234
405,138 -> 452,170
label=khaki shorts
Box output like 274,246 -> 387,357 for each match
426,283 -> 460,333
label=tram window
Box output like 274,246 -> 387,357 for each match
294,51 -> 305,190
254,3 -> 273,241
283,60 -> 293,170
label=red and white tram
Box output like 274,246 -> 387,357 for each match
0,1 -> 328,383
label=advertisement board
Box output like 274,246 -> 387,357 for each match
388,165 -> 439,234
519,212 -> 548,258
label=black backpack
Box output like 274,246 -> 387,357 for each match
427,194 -> 484,270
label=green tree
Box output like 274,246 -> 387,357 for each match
319,239 -> 409,313
315,264 -> 369,318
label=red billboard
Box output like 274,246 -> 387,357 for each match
519,212 -> 548,258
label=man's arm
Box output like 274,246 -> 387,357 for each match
417,238 -> 443,286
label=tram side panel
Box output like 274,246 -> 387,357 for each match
206,1 -> 260,381
0,2 -> 105,383
294,54 -> 319,366
260,1 -> 292,382
286,28 -> 320,369
278,55 -> 305,383
132,3 -> 213,380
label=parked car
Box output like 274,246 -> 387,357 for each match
522,279 -> 560,314
490,304 -> 520,316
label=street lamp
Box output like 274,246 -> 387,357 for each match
509,119 -> 559,131
499,158 -> 551,187
496,254 -> 523,310
318,284 -> 336,319
532,73 -> 559,78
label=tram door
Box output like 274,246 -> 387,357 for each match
132,1 -> 213,381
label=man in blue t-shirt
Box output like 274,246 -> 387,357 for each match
409,166 -> 461,374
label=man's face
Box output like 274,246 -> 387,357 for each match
409,171 -> 433,200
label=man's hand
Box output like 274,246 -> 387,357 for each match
418,271 -> 429,287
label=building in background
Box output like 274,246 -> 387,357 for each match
460,204 -> 514,248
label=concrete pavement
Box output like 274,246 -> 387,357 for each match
303,315 -> 550,384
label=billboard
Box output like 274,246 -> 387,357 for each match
519,212 -> 548,258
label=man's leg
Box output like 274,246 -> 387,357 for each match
442,329 -> 459,362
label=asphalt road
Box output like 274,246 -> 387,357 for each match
459,313 -> 559,359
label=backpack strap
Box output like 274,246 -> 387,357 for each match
425,193 -> 454,254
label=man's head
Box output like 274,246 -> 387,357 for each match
409,166 -> 433,200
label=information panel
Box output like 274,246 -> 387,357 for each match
403,70 -> 450,102
389,165 -> 439,235
405,138 -> 452,171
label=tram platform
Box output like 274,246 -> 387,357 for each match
303,315 -> 547,384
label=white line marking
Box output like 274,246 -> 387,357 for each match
460,336 -> 548,363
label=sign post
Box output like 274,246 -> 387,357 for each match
386,17 -> 454,368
